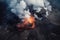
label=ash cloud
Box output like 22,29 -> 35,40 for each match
8,0 -> 52,20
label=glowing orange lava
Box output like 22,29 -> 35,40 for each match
17,15 -> 35,30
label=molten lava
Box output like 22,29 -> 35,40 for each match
17,15 -> 35,30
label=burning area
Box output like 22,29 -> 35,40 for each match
17,15 -> 35,30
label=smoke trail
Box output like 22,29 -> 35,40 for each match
8,0 -> 52,20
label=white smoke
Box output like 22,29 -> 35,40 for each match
24,0 -> 45,7
8,0 -> 52,20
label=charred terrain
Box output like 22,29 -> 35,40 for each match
0,0 -> 60,40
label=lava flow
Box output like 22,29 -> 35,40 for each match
17,15 -> 35,30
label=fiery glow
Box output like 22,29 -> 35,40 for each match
24,15 -> 35,28
17,15 -> 35,30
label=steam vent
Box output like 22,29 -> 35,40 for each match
0,0 -> 60,40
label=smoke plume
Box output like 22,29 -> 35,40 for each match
8,0 -> 52,20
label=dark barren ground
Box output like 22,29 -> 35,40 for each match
0,0 -> 60,40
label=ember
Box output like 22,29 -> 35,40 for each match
17,15 -> 35,30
